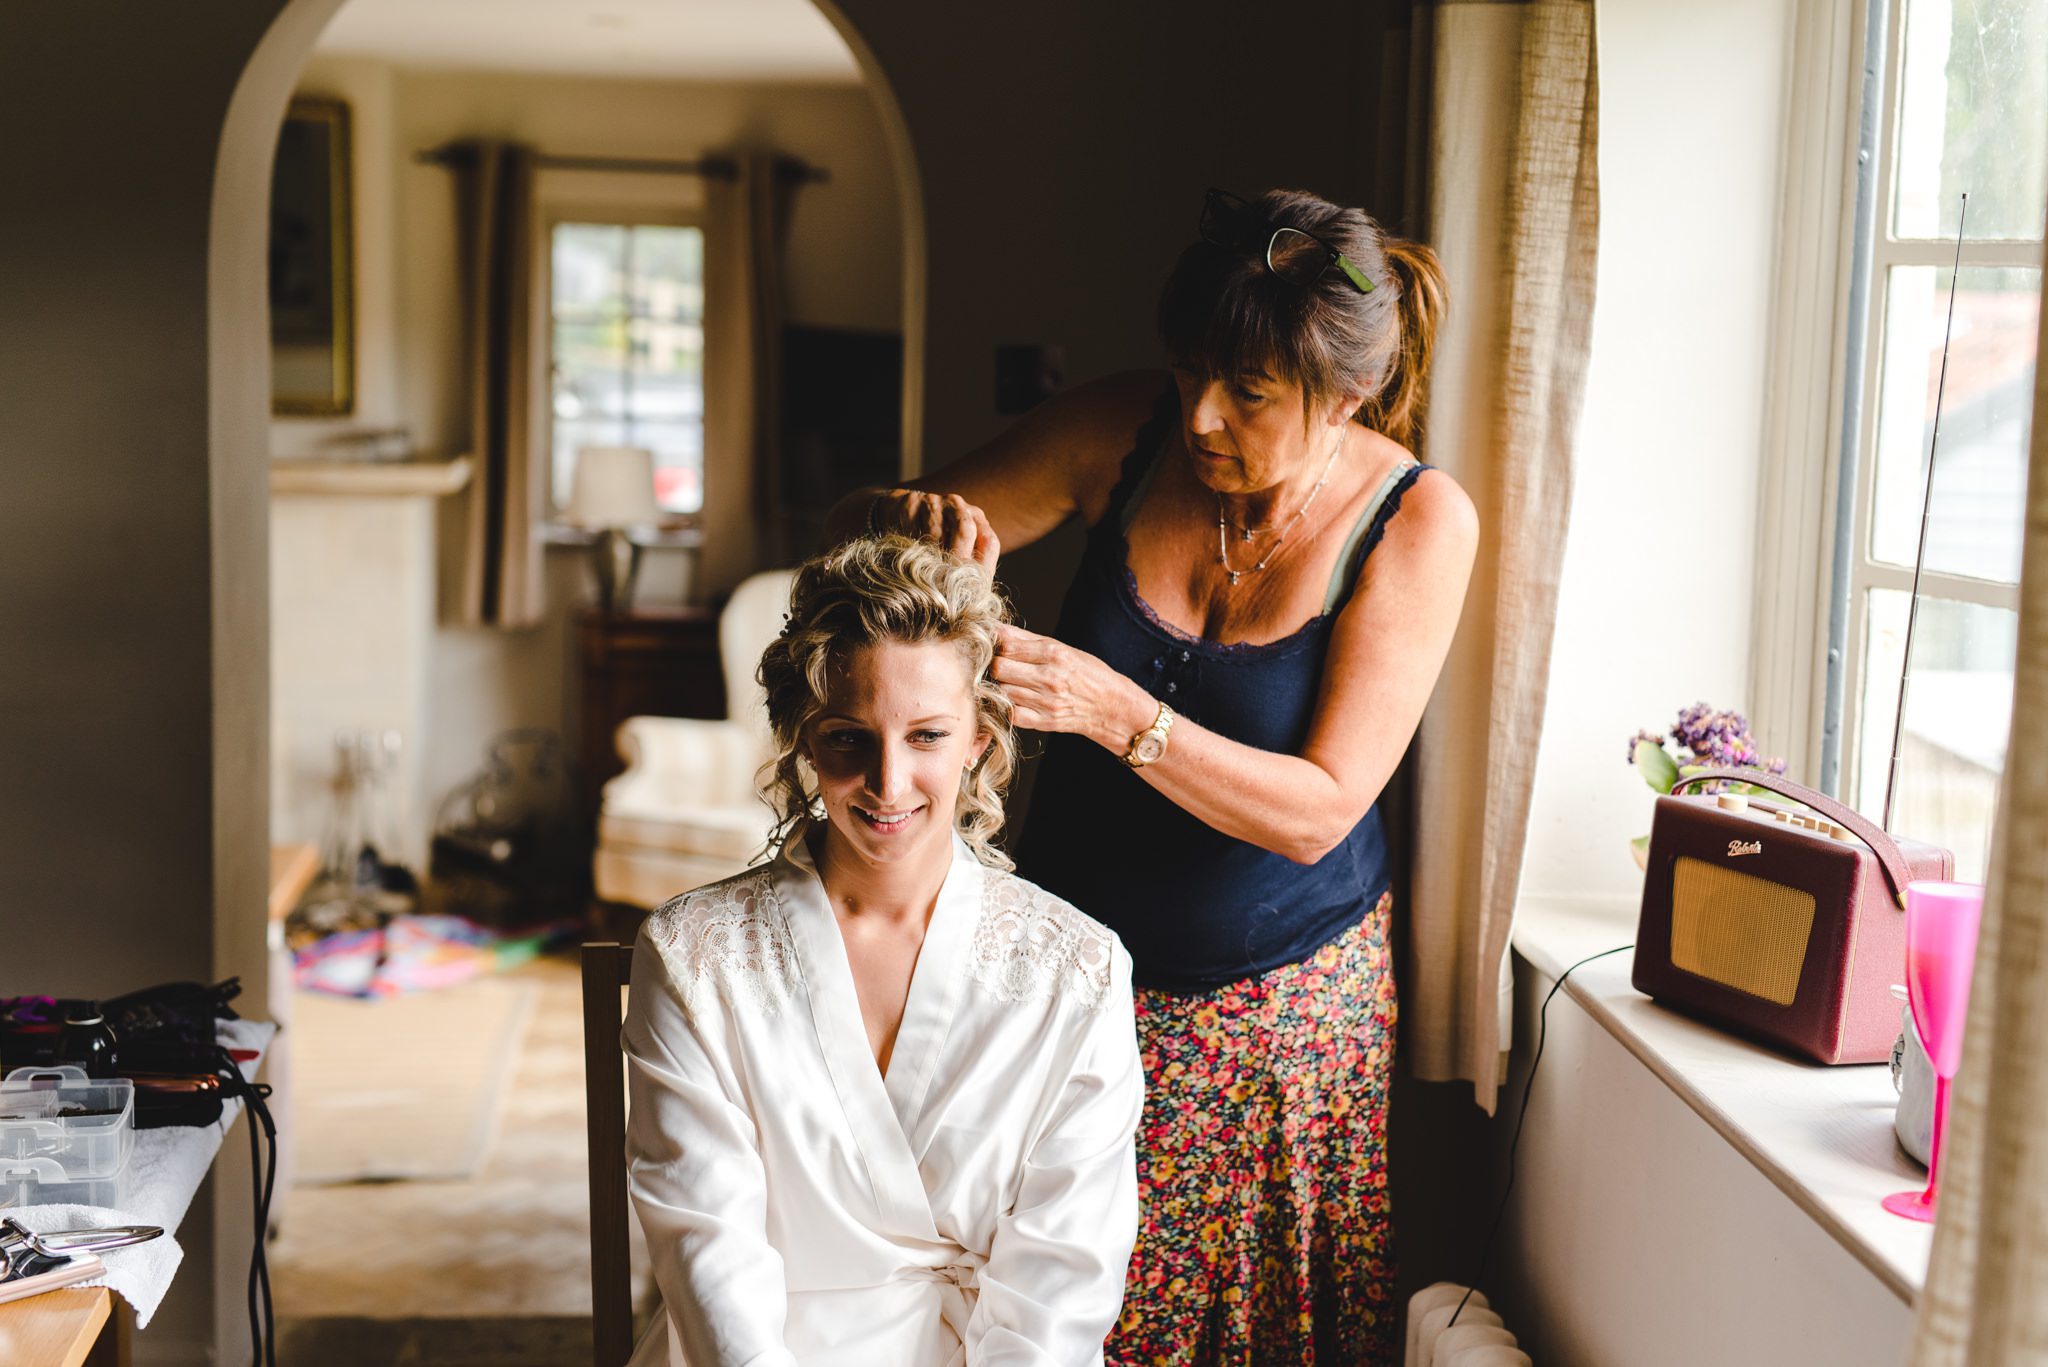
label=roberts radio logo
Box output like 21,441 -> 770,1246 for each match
1727,839 -> 1763,857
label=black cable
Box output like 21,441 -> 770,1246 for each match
254,1084 -> 278,1367
250,1080 -> 277,1367
1447,943 -> 1633,1331
215,1044 -> 278,1367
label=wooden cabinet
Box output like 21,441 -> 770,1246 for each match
575,607 -> 724,818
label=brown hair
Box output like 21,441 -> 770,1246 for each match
1157,188 -> 1448,449
756,535 -> 1018,869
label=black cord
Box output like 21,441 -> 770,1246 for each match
215,1044 -> 278,1367
1447,943 -> 1633,1330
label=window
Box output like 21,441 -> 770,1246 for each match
1839,0 -> 2044,880
549,220 -> 705,516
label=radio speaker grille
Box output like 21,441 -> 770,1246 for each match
1669,856 -> 1816,1005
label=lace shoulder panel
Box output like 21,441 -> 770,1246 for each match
643,871 -> 801,1019
967,870 -> 1119,1013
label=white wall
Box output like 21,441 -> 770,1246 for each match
1492,955 -> 1913,1365
1516,0 -> 1794,922
267,57 -> 905,858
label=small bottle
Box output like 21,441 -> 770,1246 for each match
56,1004 -> 116,1078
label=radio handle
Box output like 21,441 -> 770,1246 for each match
1669,766 -> 1913,909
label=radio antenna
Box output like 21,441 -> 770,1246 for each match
1882,192 -> 1968,832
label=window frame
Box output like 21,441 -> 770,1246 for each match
539,199 -> 708,531
1747,0 -> 1871,792
1750,0 -> 2036,817
1838,5 -> 2032,818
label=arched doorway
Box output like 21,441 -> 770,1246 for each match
211,0 -> 924,1352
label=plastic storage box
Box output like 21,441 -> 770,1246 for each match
0,1066 -> 135,1208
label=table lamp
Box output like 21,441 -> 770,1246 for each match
566,445 -> 661,614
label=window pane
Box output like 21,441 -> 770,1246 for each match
625,317 -> 704,391
1855,590 -> 2017,882
552,223 -> 626,313
550,222 -> 705,517
1869,265 -> 2038,581
1893,0 -> 2048,241
628,227 -> 704,323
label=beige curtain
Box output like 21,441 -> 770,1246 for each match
1909,242 -> 2048,1364
701,151 -> 795,597
455,141 -> 546,628
1406,0 -> 1601,1112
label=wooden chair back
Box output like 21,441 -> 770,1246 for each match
582,940 -> 638,1367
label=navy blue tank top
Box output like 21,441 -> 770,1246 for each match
1016,391 -> 1425,992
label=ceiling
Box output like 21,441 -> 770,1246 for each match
314,0 -> 863,83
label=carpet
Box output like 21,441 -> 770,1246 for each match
270,955 -> 653,1321
290,978 -> 536,1184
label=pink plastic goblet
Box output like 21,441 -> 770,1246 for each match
1883,879 -> 1985,1223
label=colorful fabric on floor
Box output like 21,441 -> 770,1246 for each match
293,914 -> 576,997
1107,890 -> 1398,1367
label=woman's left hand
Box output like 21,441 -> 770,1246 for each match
993,625 -> 1150,750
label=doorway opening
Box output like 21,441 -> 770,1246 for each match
225,1 -> 923,1359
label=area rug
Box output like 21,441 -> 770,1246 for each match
290,977 -> 536,1184
271,955 -> 653,1320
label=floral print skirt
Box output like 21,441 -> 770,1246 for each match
1107,891 -> 1398,1367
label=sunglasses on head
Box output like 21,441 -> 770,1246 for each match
1198,189 -> 1375,295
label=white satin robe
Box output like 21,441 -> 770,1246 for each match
623,833 -> 1143,1367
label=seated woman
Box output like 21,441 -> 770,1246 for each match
624,535 -> 1144,1367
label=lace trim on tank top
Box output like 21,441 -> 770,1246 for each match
1119,566 -> 1332,659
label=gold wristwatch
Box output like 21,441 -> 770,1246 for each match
1120,699 -> 1175,768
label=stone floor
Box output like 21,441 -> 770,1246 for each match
271,949 -> 650,1364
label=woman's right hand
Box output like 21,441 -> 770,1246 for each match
870,489 -> 1002,575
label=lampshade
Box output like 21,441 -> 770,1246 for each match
566,446 -> 661,528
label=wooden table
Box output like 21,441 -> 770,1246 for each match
0,1287 -> 121,1367
269,843 -> 320,924
0,845 -> 311,1366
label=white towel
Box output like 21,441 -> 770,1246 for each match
5,1201 -> 183,1327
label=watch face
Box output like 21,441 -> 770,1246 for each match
1134,732 -> 1168,764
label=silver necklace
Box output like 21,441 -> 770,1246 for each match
1215,429 -> 1344,587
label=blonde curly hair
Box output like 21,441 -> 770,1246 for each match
757,535 -> 1017,869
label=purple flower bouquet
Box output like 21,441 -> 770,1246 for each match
1627,702 -> 1787,867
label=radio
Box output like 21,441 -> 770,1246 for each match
1631,767 -> 1952,1064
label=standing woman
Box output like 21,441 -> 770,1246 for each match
832,188 -> 1476,1364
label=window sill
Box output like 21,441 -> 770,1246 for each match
1511,897 -> 1933,1304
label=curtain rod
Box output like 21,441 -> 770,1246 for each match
411,144 -> 827,184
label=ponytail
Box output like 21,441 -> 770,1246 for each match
1158,190 -> 1448,452
1354,235 -> 1447,451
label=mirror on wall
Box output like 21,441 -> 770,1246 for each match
270,97 -> 355,417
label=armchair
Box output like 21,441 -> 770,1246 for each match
592,569 -> 795,907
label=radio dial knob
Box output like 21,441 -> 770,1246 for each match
1716,793 -> 1750,813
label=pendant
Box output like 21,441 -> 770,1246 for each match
1227,570 -> 1241,586
1240,527 -> 1254,543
